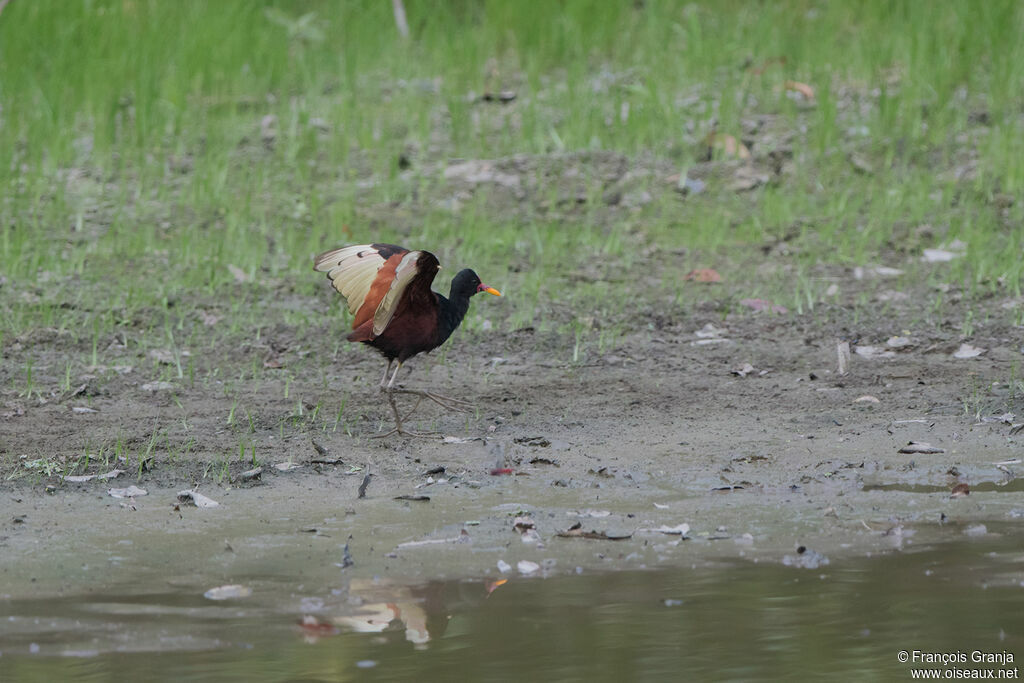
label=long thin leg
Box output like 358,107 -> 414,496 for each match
379,360 -> 393,388
372,360 -> 472,438
386,361 -> 402,389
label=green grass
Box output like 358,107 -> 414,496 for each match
1,0 -> 1023,366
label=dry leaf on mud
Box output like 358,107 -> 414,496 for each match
978,412 -> 1015,425
705,132 -> 751,160
694,323 -> 728,339
783,80 -> 815,100
394,494 -> 430,502
740,298 -> 788,314
950,483 -> 970,498
653,524 -> 691,536
854,265 -> 904,279
728,166 -> 770,192
239,467 -> 262,481
667,174 -> 706,195
274,462 -> 302,471
177,490 -> 220,508
952,343 -> 985,359
443,160 -> 521,190
442,435 -> 478,444
108,485 -> 147,498
148,349 -> 189,365
141,381 -> 175,392
684,268 -> 722,283
731,363 -> 756,377
396,533 -> 467,549
204,584 -> 252,600
922,239 -> 967,263
898,441 -> 945,455
517,560 -> 541,574
227,264 -> 251,283
513,516 -> 535,533
922,249 -> 957,263
197,310 -> 222,327
556,522 -> 633,541
854,395 -> 880,404
497,559 -> 513,573
65,469 -> 124,483
854,345 -> 896,360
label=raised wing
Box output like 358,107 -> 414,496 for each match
314,243 -> 439,336
313,243 -> 409,322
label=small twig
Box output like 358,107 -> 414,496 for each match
836,340 -> 850,376
357,469 -> 371,498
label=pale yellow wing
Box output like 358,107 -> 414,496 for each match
313,244 -> 402,317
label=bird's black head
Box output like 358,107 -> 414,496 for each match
450,269 -> 502,300
436,268 -> 502,343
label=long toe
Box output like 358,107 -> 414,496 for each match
389,388 -> 473,412
423,391 -> 473,412
401,429 -> 442,439
370,427 -> 441,439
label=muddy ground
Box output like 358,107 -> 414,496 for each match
3,291 -> 1024,598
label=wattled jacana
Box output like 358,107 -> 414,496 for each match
314,243 -> 501,437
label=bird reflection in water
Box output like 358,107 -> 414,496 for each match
298,577 -> 507,647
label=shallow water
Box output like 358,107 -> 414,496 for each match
3,533 -> 1023,682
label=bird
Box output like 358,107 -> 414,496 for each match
314,243 -> 501,437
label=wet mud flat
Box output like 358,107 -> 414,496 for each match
2,480 -> 1024,680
